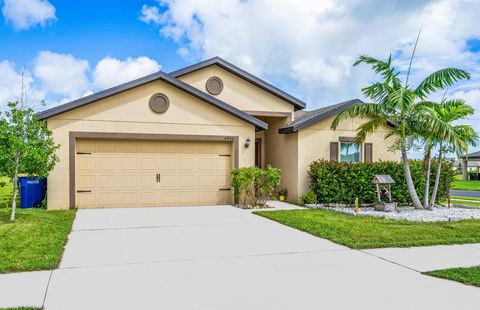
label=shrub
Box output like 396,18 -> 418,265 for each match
307,160 -> 454,205
300,190 -> 317,205
232,165 -> 281,208
0,181 -> 6,188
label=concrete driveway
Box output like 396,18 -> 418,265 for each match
41,205 -> 479,309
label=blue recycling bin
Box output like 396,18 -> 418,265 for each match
19,177 -> 47,209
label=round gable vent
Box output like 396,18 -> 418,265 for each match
205,76 -> 223,95
149,93 -> 169,113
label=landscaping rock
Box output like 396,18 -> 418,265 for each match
305,204 -> 480,222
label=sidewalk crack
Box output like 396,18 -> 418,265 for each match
42,270 -> 54,308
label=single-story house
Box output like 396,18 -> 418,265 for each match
38,57 -> 398,210
459,151 -> 480,179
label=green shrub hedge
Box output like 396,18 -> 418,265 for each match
307,160 -> 454,205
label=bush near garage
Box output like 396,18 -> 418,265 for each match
306,160 -> 454,205
232,165 -> 281,208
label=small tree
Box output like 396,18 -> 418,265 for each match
0,101 -> 59,222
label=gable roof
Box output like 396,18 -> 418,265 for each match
279,99 -> 362,134
170,57 -> 307,111
37,70 -> 268,130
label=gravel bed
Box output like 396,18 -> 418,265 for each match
305,204 -> 480,222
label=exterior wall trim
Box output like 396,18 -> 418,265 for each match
68,131 -> 240,209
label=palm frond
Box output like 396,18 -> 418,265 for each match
437,98 -> 474,121
330,103 -> 385,130
354,55 -> 401,87
388,87 -> 415,112
354,116 -> 389,143
415,68 -> 470,98
361,82 -> 390,102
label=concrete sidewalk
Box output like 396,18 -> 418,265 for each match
0,270 -> 51,308
365,243 -> 480,272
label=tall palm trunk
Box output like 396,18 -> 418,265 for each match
401,141 -> 423,209
429,143 -> 443,210
424,148 -> 432,209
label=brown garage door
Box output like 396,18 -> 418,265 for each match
75,139 -> 232,208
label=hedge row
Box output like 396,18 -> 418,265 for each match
307,160 -> 455,204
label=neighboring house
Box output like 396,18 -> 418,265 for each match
38,57 -> 398,210
459,151 -> 480,179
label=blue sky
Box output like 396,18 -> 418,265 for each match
1,0 -> 480,157
0,1 -> 185,71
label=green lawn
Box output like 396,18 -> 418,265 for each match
0,176 -> 76,273
0,176 -> 15,208
425,265 -> 480,287
254,209 -> 480,249
448,195 -> 480,207
452,174 -> 480,191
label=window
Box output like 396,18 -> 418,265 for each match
339,142 -> 360,163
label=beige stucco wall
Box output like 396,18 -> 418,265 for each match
293,115 -> 399,201
46,79 -> 256,210
258,116 -> 299,202
177,65 -> 295,116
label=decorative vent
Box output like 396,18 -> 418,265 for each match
205,76 -> 224,95
149,93 -> 169,113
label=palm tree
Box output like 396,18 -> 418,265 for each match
331,55 -> 470,209
427,99 -> 477,209
421,99 -> 478,209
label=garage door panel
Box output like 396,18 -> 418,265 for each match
121,157 -> 138,170
97,140 -> 119,153
78,157 -> 96,170
159,158 -> 177,170
198,175 -> 216,187
121,175 -> 139,188
120,141 -> 138,153
178,158 -> 195,170
97,175 -> 117,188
217,174 -> 230,187
76,138 -> 232,208
139,174 -> 156,188
158,191 -> 176,204
77,174 -> 96,188
121,192 -> 138,206
216,157 -> 231,170
97,156 -> 119,170
218,191 -> 231,204
77,192 -> 97,208
138,157 -> 157,170
177,175 -> 195,188
177,191 -> 196,204
198,158 -> 215,170
98,192 -> 119,207
138,192 -> 157,205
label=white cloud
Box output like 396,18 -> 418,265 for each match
92,56 -> 161,89
0,60 -> 46,111
139,4 -> 162,25
34,51 -> 90,99
0,53 -> 162,111
143,0 -> 480,104
2,0 -> 56,30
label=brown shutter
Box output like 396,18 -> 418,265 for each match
364,143 -> 373,162
330,142 -> 338,161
